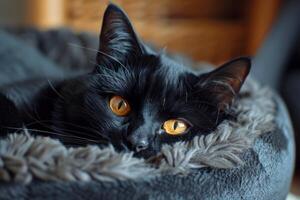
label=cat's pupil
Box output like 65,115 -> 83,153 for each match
117,100 -> 124,110
173,121 -> 178,130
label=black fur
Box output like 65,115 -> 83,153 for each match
0,4 -> 251,158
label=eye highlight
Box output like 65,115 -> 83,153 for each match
163,119 -> 189,135
109,96 -> 131,116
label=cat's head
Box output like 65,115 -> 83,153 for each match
48,4 -> 250,158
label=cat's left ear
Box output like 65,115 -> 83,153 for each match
96,4 -> 144,68
198,57 -> 251,110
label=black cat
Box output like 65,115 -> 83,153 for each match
0,4 -> 250,158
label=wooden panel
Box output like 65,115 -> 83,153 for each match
65,0 -> 246,63
65,0 -> 246,20
25,0 -> 65,28
245,0 -> 282,54
24,0 -> 281,64
68,18 -> 245,62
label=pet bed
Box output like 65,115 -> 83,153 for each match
0,29 -> 295,200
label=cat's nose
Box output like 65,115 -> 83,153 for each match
135,140 -> 149,152
127,136 -> 149,152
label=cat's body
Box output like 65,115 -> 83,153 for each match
0,4 -> 250,158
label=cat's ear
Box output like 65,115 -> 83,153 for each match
198,57 -> 251,110
96,4 -> 144,68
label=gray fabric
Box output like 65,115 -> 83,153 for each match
4,27 -> 98,71
251,0 -> 300,89
0,94 -> 295,200
282,70 -> 300,168
0,31 -> 68,86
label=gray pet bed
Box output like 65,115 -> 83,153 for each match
0,29 -> 295,200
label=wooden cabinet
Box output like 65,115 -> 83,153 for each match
25,0 -> 281,64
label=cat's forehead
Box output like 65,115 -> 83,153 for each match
156,55 -> 188,83
95,54 -> 192,99
133,55 -> 186,84
135,55 -> 191,101
132,54 -> 189,83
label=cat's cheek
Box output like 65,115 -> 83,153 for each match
150,135 -> 162,152
109,115 -> 130,128
103,118 -> 130,148
156,132 -> 184,144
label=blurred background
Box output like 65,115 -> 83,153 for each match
0,0 -> 282,64
0,0 -> 299,196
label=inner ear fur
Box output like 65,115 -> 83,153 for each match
198,57 -> 251,110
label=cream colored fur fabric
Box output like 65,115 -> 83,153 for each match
0,79 -> 275,184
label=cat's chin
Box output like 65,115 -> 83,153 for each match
133,149 -> 158,159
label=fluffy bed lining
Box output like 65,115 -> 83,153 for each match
0,79 -> 276,184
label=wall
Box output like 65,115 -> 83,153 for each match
0,0 -> 25,26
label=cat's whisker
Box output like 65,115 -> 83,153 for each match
1,106 -> 108,145
86,118 -> 111,141
25,118 -> 98,138
51,126 -> 104,141
1,126 -> 104,144
73,106 -> 112,141
24,103 -> 110,141
53,121 -> 106,137
26,118 -> 108,141
68,43 -> 128,70
47,79 -> 65,100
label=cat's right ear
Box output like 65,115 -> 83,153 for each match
196,57 -> 251,110
95,4 -> 144,71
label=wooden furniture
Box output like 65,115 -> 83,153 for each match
25,0 -> 281,64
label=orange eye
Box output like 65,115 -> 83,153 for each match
109,96 -> 131,116
163,119 -> 189,135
